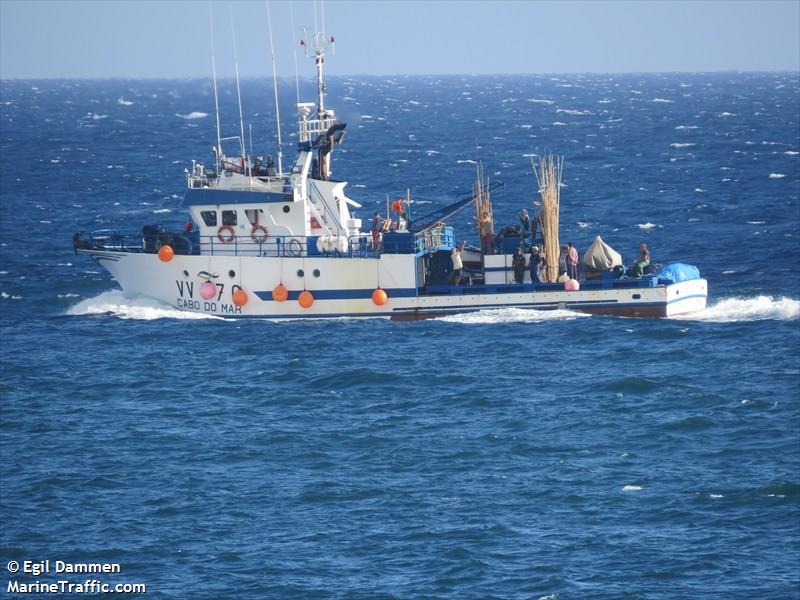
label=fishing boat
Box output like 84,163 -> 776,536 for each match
72,29 -> 707,320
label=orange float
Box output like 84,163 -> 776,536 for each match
298,290 -> 314,308
158,244 -> 174,262
372,288 -> 388,306
232,288 -> 248,306
272,283 -> 288,302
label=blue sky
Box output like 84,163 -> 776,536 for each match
1,0 -> 798,78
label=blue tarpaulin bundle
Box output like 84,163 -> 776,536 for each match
656,262 -> 701,284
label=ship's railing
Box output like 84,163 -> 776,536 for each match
198,234 -> 379,258
298,117 -> 338,142
74,229 -> 420,259
201,233 -> 423,257
73,229 -> 197,255
414,225 -> 455,255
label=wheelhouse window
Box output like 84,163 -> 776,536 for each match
201,210 -> 217,227
245,208 -> 262,225
222,210 -> 238,226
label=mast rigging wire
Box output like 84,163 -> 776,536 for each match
265,0 -> 284,176
208,2 -> 222,172
228,6 -> 247,161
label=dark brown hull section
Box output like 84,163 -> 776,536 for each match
573,304 -> 668,318
390,303 -> 673,321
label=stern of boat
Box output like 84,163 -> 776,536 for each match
665,278 -> 708,317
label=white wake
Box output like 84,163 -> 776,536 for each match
437,307 -> 591,324
673,295 -> 799,322
67,290 -> 223,321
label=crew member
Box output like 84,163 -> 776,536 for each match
631,242 -> 650,278
371,212 -> 384,249
512,247 -> 526,284
479,211 -> 493,255
566,241 -> 580,280
529,245 -> 542,283
519,209 -> 531,247
451,241 -> 466,285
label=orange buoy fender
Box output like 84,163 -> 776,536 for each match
158,244 -> 174,262
372,288 -> 388,306
298,290 -> 314,308
272,284 -> 288,302
232,288 -> 248,306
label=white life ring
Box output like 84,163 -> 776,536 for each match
288,238 -> 303,257
251,224 -> 269,244
217,225 -> 235,243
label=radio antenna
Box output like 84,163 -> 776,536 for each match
266,0 -> 284,176
208,2 -> 222,172
229,6 -> 246,160
289,1 -> 300,106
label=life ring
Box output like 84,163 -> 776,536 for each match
251,224 -> 268,243
391,199 -> 404,214
288,238 -> 303,257
217,225 -> 235,243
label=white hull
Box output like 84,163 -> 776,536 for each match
83,250 -> 708,319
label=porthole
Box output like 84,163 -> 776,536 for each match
228,270 -> 236,278
313,269 -> 320,278
283,205 -> 291,213
632,294 -> 641,299
297,269 -> 304,277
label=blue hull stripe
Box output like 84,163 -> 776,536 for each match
241,293 -> 705,316
167,292 -> 706,319
251,287 -> 705,304
666,293 -> 707,306
254,288 -> 418,301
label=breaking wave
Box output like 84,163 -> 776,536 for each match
66,290 -> 223,320
437,308 -> 591,324
674,296 -> 799,322
176,111 -> 209,120
556,108 -> 593,116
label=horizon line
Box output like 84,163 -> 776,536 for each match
2,69 -> 799,82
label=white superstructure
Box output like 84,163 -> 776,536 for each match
74,26 -> 707,320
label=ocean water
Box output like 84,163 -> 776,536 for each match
1,73 -> 799,598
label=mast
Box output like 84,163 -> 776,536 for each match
229,7 -> 246,159
297,22 -> 338,179
208,4 -> 222,172
313,32 -> 327,115
298,13 -> 341,181
304,14 -> 333,117
289,1 -> 301,106
266,0 -> 284,175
